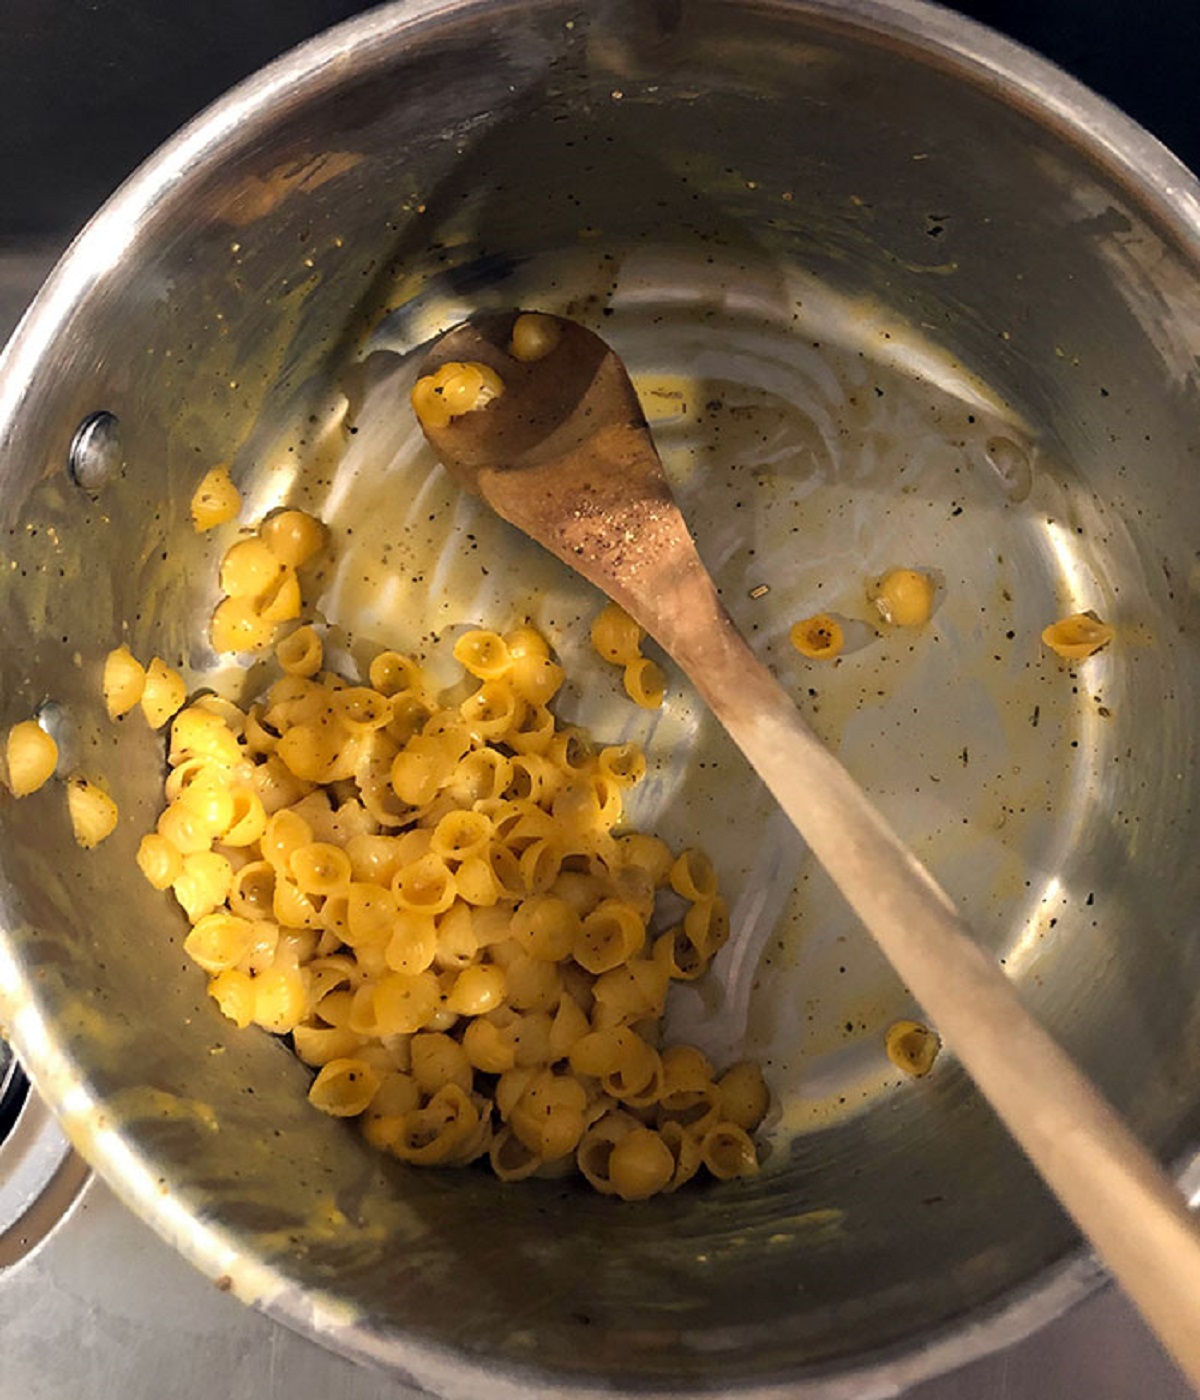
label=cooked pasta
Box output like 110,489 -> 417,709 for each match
173,850 -> 234,922
211,597 -> 278,655
220,538 -> 284,600
874,567 -> 936,627
190,464 -> 241,532
140,658 -> 187,730
669,848 -> 718,902
184,911 -> 258,973
308,1058 -> 381,1116
622,656 -> 666,710
701,1122 -> 759,1180
884,1019 -> 941,1077
5,719 -> 57,797
590,602 -> 667,711
258,569 -> 302,623
789,614 -> 844,661
102,645 -> 147,718
259,509 -> 327,568
137,832 -> 184,889
66,775 -> 118,848
509,312 -> 562,363
210,510 -> 325,655
276,625 -> 323,677
411,361 -> 506,431
1041,611 -> 1115,661
590,603 -> 643,666
717,1061 -> 771,1131
607,1126 -> 675,1201
128,534 -> 765,1196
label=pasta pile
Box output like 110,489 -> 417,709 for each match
139,582 -> 766,1197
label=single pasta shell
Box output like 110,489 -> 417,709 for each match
66,775 -> 118,849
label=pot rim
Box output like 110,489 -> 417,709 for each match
1,1 -> 1198,1396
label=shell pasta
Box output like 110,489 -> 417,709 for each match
131,575 -> 767,1195
589,602 -> 668,711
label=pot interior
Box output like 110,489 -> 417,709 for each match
1,2 -> 1198,1394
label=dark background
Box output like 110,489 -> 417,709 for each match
0,1 -> 1197,241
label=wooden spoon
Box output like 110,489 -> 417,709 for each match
415,310 -> 1200,1388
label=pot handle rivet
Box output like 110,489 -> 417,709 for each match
68,410 -> 121,493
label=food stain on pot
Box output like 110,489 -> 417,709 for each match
108,1085 -> 221,1134
255,1192 -> 390,1254
775,1206 -> 847,1240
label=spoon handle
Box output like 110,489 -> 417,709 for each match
654,572 -> 1200,1390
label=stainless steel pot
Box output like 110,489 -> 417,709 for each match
1,2 -> 1198,1396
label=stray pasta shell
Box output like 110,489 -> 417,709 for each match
6,719 -> 58,797
102,645 -> 147,718
190,464 -> 241,531
590,602 -> 643,666
411,361 -> 505,430
875,568 -> 936,627
622,656 -> 666,710
67,775 -> 118,848
789,614 -> 844,660
1041,611 -> 1115,661
509,312 -> 562,363
885,1019 -> 941,1078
